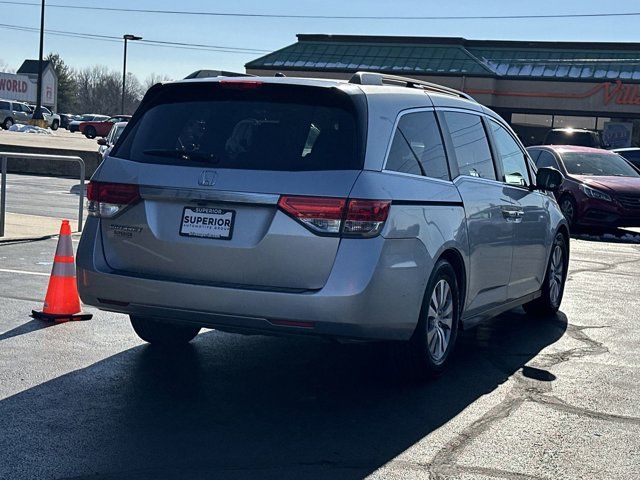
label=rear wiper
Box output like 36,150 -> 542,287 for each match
142,149 -> 218,163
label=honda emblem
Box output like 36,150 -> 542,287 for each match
199,170 -> 218,187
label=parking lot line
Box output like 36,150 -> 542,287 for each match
0,268 -> 49,277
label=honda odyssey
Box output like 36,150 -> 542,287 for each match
77,73 -> 569,378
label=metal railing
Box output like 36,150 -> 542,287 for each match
0,152 -> 86,237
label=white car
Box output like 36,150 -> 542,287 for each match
27,104 -> 61,130
97,121 -> 127,158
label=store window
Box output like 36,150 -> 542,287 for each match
511,114 -> 552,128
511,113 -> 553,147
553,115 -> 597,130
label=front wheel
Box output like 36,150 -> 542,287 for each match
559,195 -> 577,228
393,259 -> 460,380
130,316 -> 201,346
51,120 -> 59,131
524,232 -> 568,316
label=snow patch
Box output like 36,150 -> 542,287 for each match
7,123 -> 53,135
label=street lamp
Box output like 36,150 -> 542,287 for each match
33,0 -> 46,120
122,34 -> 142,114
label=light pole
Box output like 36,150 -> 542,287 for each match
122,34 -> 142,114
33,0 -> 46,120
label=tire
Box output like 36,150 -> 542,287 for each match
84,126 -> 97,139
51,120 -> 59,131
2,117 -> 14,130
523,232 -> 568,316
393,259 -> 461,380
130,316 -> 201,346
559,195 -> 577,228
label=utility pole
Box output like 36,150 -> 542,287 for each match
33,0 -> 46,120
122,34 -> 142,114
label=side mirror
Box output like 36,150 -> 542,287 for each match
536,167 -> 563,192
96,138 -> 107,146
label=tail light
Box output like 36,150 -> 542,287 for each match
278,196 -> 391,237
343,199 -> 390,237
87,181 -> 140,218
277,196 -> 346,235
218,80 -> 263,89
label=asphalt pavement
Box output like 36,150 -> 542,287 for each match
0,232 -> 639,479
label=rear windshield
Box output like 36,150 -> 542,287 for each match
561,152 -> 640,177
112,82 -> 363,171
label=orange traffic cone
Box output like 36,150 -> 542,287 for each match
31,220 -> 92,322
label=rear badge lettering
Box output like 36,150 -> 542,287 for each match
109,224 -> 143,238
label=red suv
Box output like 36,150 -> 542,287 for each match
527,145 -> 640,228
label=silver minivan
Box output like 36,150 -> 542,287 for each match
77,73 -> 569,377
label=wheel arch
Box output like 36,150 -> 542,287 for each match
438,247 -> 467,320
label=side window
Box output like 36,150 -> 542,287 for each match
0,101 -> 9,110
489,120 -> 531,187
536,151 -> 560,169
443,112 -> 495,180
386,111 -> 449,180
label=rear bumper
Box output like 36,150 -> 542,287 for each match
76,218 -> 431,341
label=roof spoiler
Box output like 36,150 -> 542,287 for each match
348,71 -> 475,102
184,70 -> 256,79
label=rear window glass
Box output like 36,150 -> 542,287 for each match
113,83 -> 363,171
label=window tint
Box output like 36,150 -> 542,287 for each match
490,120 -> 530,187
386,111 -> 449,180
536,151 -> 559,169
444,112 -> 495,180
0,101 -> 9,110
114,83 -> 362,171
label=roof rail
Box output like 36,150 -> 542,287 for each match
348,71 -> 475,102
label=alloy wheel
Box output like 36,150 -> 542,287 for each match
549,244 -> 564,305
561,198 -> 574,224
426,279 -> 454,364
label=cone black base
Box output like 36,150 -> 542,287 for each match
31,310 -> 93,322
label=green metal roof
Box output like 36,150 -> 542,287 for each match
246,35 -> 640,82
469,47 -> 640,80
248,41 -> 493,76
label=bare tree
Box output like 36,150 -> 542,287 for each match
0,59 -> 15,73
143,73 -> 173,93
74,66 -> 143,115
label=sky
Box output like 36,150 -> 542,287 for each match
1,0 -> 640,82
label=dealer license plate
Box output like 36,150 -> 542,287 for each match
179,207 -> 235,240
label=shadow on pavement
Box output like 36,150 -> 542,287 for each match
0,318 -> 57,342
0,309 -> 567,479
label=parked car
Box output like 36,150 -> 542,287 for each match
613,147 -> 640,170
78,73 -> 568,379
69,114 -> 109,133
80,115 -> 131,139
543,128 -> 607,148
0,98 -> 33,129
528,145 -> 640,228
97,121 -> 127,158
59,113 -> 76,130
27,104 -> 61,130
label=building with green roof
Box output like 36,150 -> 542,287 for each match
246,35 -> 640,147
